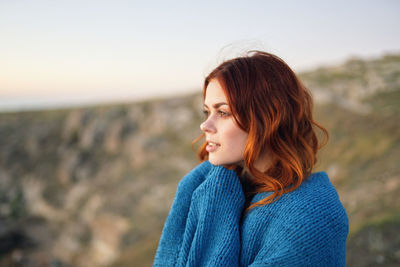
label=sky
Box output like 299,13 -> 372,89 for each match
0,0 -> 399,111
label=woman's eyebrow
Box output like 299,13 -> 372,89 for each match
203,102 -> 228,109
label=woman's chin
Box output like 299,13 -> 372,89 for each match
208,157 -> 224,166
208,157 -> 243,166
208,158 -> 220,165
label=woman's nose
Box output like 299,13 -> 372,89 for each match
200,117 -> 216,133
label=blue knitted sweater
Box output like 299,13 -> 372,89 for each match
153,161 -> 348,266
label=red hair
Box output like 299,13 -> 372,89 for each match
192,51 -> 328,213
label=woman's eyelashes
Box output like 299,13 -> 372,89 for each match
218,110 -> 230,117
202,109 -> 230,118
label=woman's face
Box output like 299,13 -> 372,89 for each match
200,79 -> 248,166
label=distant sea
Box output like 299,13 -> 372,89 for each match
0,94 -> 137,112
0,88 -> 198,112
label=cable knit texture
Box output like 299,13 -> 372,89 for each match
153,161 -> 348,266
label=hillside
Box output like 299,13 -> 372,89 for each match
0,53 -> 399,266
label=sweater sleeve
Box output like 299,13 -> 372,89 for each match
245,180 -> 349,267
176,164 -> 245,266
248,220 -> 348,267
153,161 -> 212,267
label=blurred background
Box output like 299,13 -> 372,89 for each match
0,0 -> 399,266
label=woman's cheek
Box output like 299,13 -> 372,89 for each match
222,124 -> 248,161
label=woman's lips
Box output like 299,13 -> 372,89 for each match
206,141 -> 220,152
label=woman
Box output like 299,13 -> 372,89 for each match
153,51 -> 348,266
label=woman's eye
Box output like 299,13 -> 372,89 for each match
218,110 -> 229,117
202,109 -> 229,118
